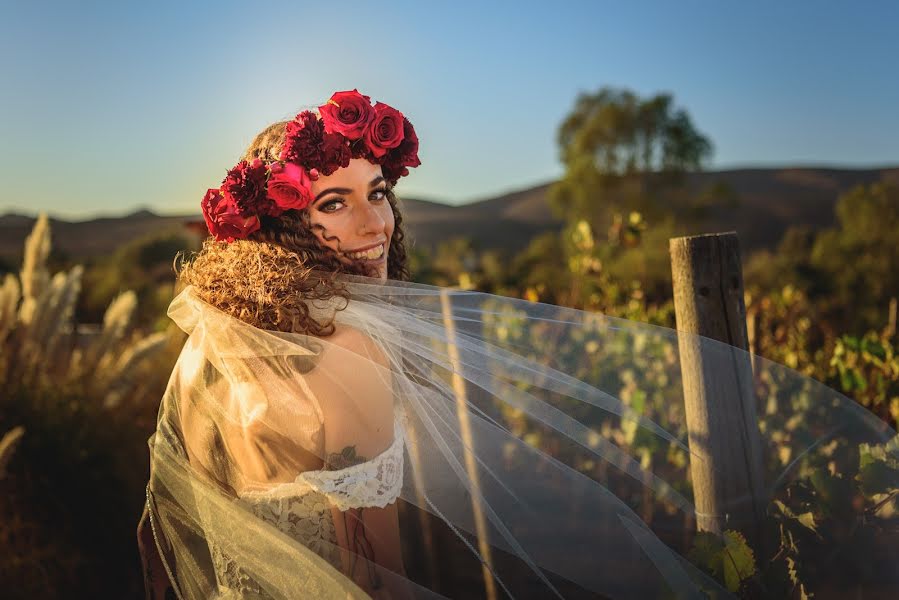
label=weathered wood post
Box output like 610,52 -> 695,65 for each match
668,232 -> 767,547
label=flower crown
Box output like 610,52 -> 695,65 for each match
201,89 -> 421,242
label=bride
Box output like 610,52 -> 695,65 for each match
139,90 -> 899,599
139,89 -> 420,599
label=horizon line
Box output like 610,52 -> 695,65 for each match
4,161 -> 898,223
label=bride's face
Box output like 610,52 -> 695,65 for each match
308,158 -> 394,280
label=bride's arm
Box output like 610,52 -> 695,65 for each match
327,467 -> 407,597
314,326 -> 410,598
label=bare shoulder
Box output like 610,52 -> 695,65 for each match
308,322 -> 396,456
323,322 -> 391,369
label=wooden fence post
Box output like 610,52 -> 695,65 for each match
668,232 -> 767,547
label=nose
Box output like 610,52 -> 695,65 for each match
357,199 -> 387,235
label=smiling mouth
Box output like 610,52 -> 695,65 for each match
343,243 -> 385,261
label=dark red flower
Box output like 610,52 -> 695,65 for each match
380,118 -> 420,184
380,162 -> 409,186
221,158 -> 277,217
275,95 -> 419,191
201,188 -> 261,242
364,102 -> 405,158
319,132 -> 352,176
281,111 -> 351,175
319,89 -> 373,140
280,111 -> 324,166
394,117 -> 421,168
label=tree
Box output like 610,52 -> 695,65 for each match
550,87 -> 713,222
745,182 -> 899,335
809,182 -> 899,332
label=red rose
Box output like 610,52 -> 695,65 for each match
266,162 -> 313,211
381,118 -> 421,184
364,102 -> 405,158
319,89 -> 373,140
201,188 -> 261,242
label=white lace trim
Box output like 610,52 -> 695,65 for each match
301,421 -> 405,511
240,413 -> 406,509
209,413 -> 406,596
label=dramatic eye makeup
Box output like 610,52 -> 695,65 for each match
317,185 -> 388,213
315,176 -> 385,203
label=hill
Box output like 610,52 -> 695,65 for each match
2,166 -> 897,266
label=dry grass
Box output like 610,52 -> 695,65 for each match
0,213 -> 178,597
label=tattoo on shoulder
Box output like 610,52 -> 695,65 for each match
325,445 -> 367,470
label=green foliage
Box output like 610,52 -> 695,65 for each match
827,331 -> 899,428
747,182 -> 899,336
500,85 -> 715,327
772,500 -> 818,535
688,530 -> 757,593
81,229 -> 195,327
745,285 -> 826,376
417,174 -> 899,599
403,123 -> 899,598
509,231 -> 570,299
858,441 -> 899,497
758,436 -> 899,597
406,244 -> 434,283
427,236 -> 480,288
411,236 -> 518,296
810,183 -> 899,330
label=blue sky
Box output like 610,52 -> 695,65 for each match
1,0 -> 897,218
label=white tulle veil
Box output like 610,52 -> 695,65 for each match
144,273 -> 899,599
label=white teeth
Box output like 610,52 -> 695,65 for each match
346,244 -> 384,260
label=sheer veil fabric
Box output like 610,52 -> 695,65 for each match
145,274 -> 899,599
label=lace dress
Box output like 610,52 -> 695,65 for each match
208,413 -> 406,598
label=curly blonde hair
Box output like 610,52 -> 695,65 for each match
178,120 -> 411,337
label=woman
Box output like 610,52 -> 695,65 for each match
139,89 -> 420,599
140,90 -> 899,599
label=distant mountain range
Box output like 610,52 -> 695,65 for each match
2,166 -> 897,266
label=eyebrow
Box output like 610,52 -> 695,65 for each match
314,176 -> 386,203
